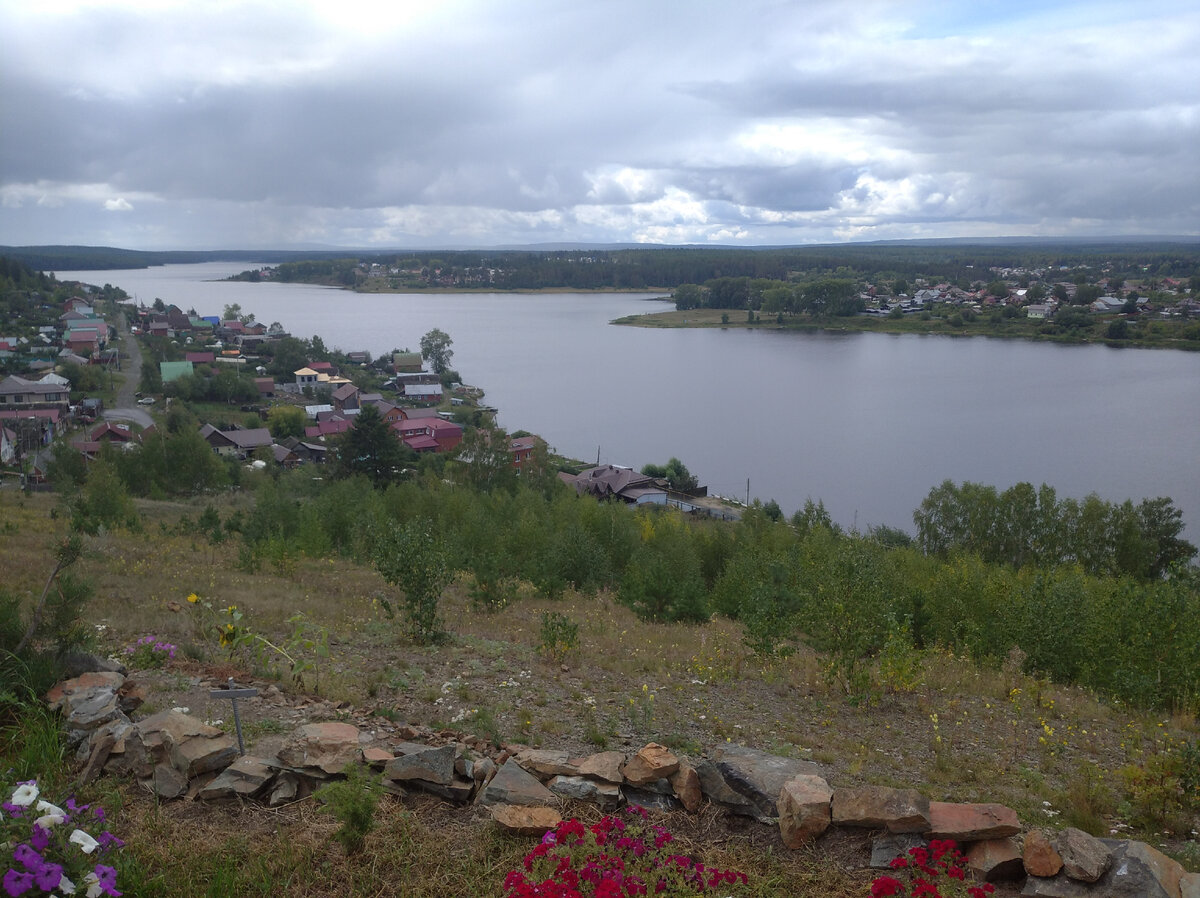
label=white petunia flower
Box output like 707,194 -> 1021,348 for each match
11,782 -> 40,806
36,810 -> 67,828
58,873 -> 77,894
83,872 -> 102,898
69,828 -> 100,853
37,799 -> 68,817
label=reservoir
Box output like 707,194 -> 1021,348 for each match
57,262 -> 1200,542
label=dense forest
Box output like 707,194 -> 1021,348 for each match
258,243 -> 1200,292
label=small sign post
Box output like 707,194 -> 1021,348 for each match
209,678 -> 259,755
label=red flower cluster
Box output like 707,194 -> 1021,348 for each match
869,840 -> 995,898
503,806 -> 749,898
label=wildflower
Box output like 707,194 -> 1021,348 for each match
186,593 -> 199,603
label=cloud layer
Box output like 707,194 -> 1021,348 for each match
2,0 -> 1197,248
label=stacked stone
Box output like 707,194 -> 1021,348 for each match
48,671 -> 1200,897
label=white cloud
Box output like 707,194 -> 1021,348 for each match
104,197 -> 133,212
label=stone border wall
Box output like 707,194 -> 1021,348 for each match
49,670 -> 1199,898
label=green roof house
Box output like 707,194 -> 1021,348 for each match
393,352 -> 423,373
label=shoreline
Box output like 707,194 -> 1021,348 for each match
611,308 -> 1200,351
225,275 -> 671,297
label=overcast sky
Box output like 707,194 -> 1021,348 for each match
2,0 -> 1197,250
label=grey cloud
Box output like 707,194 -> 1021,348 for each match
1,0 -> 1198,247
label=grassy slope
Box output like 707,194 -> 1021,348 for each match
2,489 -> 1196,896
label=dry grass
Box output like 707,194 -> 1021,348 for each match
3,490 -> 1198,893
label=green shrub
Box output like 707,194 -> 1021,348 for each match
316,763 -> 383,855
539,612 -> 580,663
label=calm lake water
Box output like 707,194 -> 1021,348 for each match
58,262 -> 1200,541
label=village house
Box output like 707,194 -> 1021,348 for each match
70,421 -> 135,461
304,418 -> 352,440
278,436 -> 327,464
392,352 -> 423,373
562,464 -> 667,505
331,383 -> 360,413
390,417 -> 463,453
0,375 -> 70,408
271,444 -> 300,468
361,398 -> 405,426
198,424 -> 274,458
0,409 -> 64,447
1090,296 -> 1125,313
510,435 -> 544,471
400,382 -> 443,404
393,419 -> 440,452
424,417 -> 463,453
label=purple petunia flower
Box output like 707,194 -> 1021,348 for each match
96,832 -> 125,851
33,863 -> 62,892
28,826 -> 50,853
92,864 -> 121,896
11,845 -> 42,873
2,869 -> 34,897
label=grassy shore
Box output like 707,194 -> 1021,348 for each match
612,307 -> 1200,350
2,489 -> 1197,896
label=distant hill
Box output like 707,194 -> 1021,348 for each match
0,246 -> 371,272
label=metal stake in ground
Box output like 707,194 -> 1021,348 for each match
210,678 -> 259,755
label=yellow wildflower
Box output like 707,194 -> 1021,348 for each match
187,593 -> 199,604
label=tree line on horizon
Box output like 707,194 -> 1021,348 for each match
6,242 -> 1200,290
